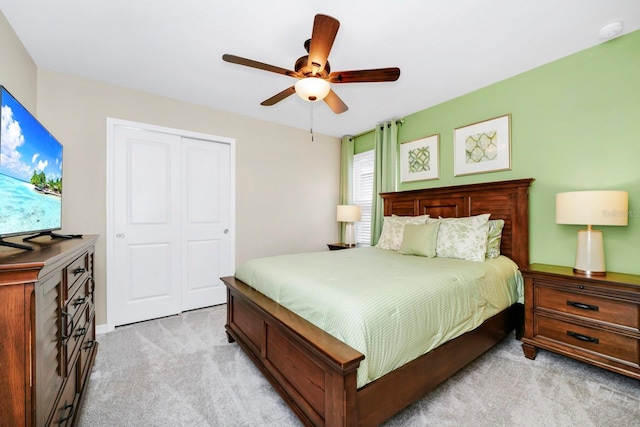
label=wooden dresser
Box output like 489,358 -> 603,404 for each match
521,263 -> 640,380
0,235 -> 99,426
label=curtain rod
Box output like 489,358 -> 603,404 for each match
348,118 -> 404,140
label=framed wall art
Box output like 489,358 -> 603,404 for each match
400,134 -> 439,182
454,114 -> 511,176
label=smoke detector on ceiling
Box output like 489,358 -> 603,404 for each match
599,21 -> 623,39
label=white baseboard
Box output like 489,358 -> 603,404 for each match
96,323 -> 114,335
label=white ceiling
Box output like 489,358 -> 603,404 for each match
1,1 -> 638,137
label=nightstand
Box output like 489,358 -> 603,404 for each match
521,264 -> 640,380
327,243 -> 358,251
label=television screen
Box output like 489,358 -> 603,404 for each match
0,85 -> 63,239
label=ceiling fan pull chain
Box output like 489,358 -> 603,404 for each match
310,102 -> 314,142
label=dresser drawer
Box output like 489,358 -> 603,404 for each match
536,314 -> 640,365
61,277 -> 90,338
63,304 -> 90,376
79,312 -> 96,385
536,285 -> 639,330
64,253 -> 89,302
48,361 -> 78,427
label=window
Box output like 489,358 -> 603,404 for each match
352,149 -> 374,245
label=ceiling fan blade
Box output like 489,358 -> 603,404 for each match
222,54 -> 300,78
323,89 -> 348,114
307,14 -> 340,74
327,67 -> 401,83
260,86 -> 297,106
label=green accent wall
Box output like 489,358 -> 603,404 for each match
354,29 -> 640,274
354,130 -> 375,154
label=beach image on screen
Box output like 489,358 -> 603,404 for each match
0,88 -> 63,236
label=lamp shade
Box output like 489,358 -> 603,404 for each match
337,205 -> 361,223
556,191 -> 628,226
294,77 -> 331,102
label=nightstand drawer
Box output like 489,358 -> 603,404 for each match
536,315 -> 639,365
536,286 -> 639,330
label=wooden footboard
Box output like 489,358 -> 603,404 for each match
223,275 -> 522,426
224,276 -> 364,426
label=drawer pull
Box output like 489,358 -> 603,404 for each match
73,296 -> 87,306
83,340 -> 95,350
567,300 -> 599,311
75,327 -> 88,338
58,401 -> 75,423
72,267 -> 86,275
567,331 -> 599,344
60,310 -> 74,341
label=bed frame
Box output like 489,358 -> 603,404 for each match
222,178 -> 534,426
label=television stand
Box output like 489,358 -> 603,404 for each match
0,238 -> 34,251
22,231 -> 83,242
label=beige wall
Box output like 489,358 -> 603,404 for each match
0,11 -> 37,110
1,14 -> 341,327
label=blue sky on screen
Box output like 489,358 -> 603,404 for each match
0,87 -> 63,183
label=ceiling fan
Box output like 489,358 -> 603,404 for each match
222,14 -> 400,114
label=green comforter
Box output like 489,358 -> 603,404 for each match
235,246 -> 523,388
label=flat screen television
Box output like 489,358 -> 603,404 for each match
0,85 -> 66,250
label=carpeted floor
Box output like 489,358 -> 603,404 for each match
77,305 -> 639,426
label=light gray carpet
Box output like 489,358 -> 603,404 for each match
77,305 -> 639,426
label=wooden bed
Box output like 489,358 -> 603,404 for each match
221,178 -> 534,426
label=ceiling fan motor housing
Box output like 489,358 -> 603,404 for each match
295,55 -> 330,78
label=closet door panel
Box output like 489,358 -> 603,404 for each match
113,127 -> 182,326
182,138 -> 231,311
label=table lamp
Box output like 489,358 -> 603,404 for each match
337,205 -> 362,247
556,190 -> 628,276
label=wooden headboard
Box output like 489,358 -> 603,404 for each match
380,178 -> 534,269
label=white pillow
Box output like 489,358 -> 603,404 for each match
376,214 -> 430,251
432,214 -> 491,262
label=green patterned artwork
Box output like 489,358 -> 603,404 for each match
408,146 -> 430,172
454,114 -> 510,176
400,134 -> 439,182
465,130 -> 498,163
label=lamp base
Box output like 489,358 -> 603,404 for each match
573,268 -> 606,277
343,223 -> 355,246
574,228 -> 606,276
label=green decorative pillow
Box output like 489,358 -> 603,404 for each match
433,214 -> 491,262
486,219 -> 505,259
376,214 -> 430,251
398,222 -> 441,257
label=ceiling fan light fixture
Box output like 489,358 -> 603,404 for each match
295,77 -> 330,102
